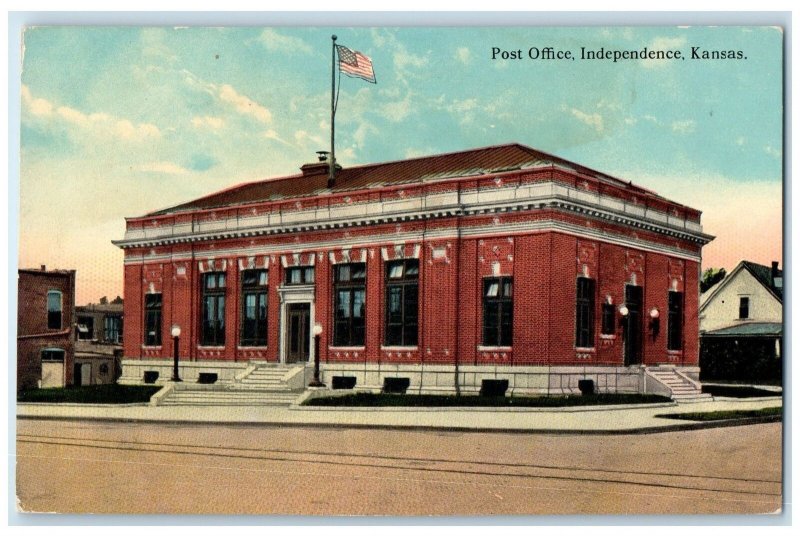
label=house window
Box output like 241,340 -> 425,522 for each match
668,291 -> 684,350
483,277 -> 513,346
202,272 -> 226,346
739,296 -> 750,319
240,270 -> 268,347
575,277 -> 596,348
334,263 -> 366,346
77,315 -> 94,340
41,348 -> 65,362
601,303 -> 615,335
285,266 -> 315,285
385,259 -> 419,346
47,290 -> 62,330
104,315 -> 123,344
144,293 -> 162,346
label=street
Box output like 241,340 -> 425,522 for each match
15,419 -> 782,516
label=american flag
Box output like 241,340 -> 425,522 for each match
336,45 -> 376,84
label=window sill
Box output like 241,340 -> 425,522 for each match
381,346 -> 418,351
141,345 -> 162,349
329,346 -> 366,351
574,347 -> 597,352
477,346 -> 512,352
599,334 -> 616,340
667,349 -> 684,354
197,345 -> 226,349
238,346 -> 268,350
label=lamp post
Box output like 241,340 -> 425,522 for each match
171,324 -> 182,382
309,322 -> 325,387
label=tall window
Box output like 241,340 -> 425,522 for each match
285,266 -> 315,285
601,303 -> 616,335
385,259 -> 419,346
47,290 -> 62,330
483,277 -> 513,346
575,277 -> 596,348
104,315 -> 122,344
739,296 -> 750,319
334,263 -> 366,346
240,270 -> 268,346
144,293 -> 162,346
202,272 -> 226,346
668,291 -> 684,350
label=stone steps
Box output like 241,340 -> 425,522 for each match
646,367 -> 712,403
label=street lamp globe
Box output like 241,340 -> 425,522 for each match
171,324 -> 181,338
313,322 -> 323,336
619,305 -> 629,317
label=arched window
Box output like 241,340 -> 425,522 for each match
47,290 -> 62,330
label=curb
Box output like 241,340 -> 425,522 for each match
15,413 -> 782,436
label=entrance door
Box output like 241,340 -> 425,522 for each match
286,303 -> 311,363
623,285 -> 643,366
74,362 -> 92,386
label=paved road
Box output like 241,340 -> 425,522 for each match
15,419 -> 782,516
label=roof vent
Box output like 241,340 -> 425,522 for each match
772,261 -> 782,289
316,151 -> 330,162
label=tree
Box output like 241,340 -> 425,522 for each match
111,296 -> 123,305
700,268 -> 727,293
99,296 -> 108,305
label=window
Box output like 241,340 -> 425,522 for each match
739,296 -> 750,319
202,273 -> 226,346
385,259 -> 419,346
601,303 -> 616,335
41,348 -> 65,362
483,277 -> 513,346
144,294 -> 162,346
77,315 -> 94,340
104,315 -> 122,344
668,291 -> 684,350
47,290 -> 62,330
240,270 -> 268,346
575,277 -> 595,348
285,266 -> 315,285
334,263 -> 366,346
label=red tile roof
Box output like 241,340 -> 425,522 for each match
149,143 -> 657,216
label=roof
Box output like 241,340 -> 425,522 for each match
77,303 -> 124,314
700,260 -> 783,311
741,261 -> 783,302
148,143 -> 675,216
703,322 -> 782,338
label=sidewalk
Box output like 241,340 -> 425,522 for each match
16,395 -> 783,434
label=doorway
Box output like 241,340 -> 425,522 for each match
623,285 -> 643,366
286,303 -> 311,363
73,362 -> 92,386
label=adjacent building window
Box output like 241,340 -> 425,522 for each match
739,296 -> 750,319
104,315 -> 123,344
385,259 -> 419,346
601,303 -> 616,335
285,266 -> 315,285
575,277 -> 596,348
333,263 -> 366,346
240,270 -> 268,347
47,290 -> 62,330
201,272 -> 226,346
144,293 -> 162,346
668,291 -> 684,351
77,315 -> 94,340
41,348 -> 65,362
483,277 -> 513,346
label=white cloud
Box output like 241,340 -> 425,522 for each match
136,161 -> 189,175
294,129 -> 325,148
219,84 -> 272,124
192,116 -> 225,130
455,47 -> 471,64
263,129 -> 292,146
258,29 -> 312,55
764,145 -> 781,158
22,85 -> 161,142
671,119 -> 696,134
570,108 -> 604,133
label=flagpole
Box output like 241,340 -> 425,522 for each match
328,34 -> 337,188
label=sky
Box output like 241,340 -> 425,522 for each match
18,26 -> 783,304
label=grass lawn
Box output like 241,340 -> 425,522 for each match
701,384 -> 782,398
17,384 -> 161,404
304,392 -> 672,407
655,407 -> 782,421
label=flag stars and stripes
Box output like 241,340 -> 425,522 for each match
336,45 -> 376,84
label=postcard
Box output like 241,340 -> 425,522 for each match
14,21 -> 784,518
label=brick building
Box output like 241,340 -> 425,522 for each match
17,266 -> 76,391
114,144 -> 713,396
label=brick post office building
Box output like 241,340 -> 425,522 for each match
115,144 -> 713,396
